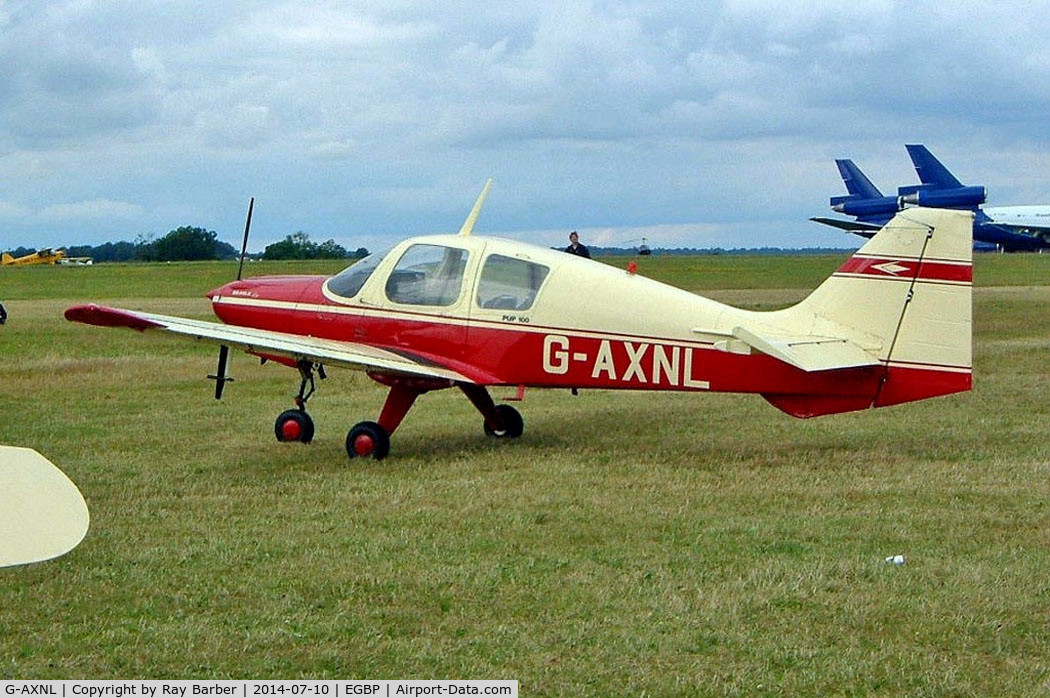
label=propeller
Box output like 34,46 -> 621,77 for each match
208,197 -> 254,399
237,197 -> 254,282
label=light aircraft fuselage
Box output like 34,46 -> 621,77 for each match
2,248 -> 67,266
206,232 -> 968,414
66,191 -> 973,460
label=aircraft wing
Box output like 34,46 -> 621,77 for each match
64,304 -> 481,384
809,216 -> 882,234
0,446 -> 89,567
694,325 -> 879,372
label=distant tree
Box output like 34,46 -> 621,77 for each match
150,226 -> 221,261
263,231 -> 350,260
353,247 -> 370,259
316,238 -> 349,259
216,240 -> 239,259
263,231 -> 312,260
133,233 -> 156,261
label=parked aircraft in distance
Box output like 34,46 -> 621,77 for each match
812,144 -> 1050,251
66,185 -> 973,460
2,248 -> 67,266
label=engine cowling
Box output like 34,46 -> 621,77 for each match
900,186 -> 986,209
830,195 -> 902,217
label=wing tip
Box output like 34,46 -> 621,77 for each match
65,304 -> 160,331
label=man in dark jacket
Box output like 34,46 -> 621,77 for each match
565,231 -> 590,258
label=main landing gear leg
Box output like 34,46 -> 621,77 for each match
274,360 -> 323,444
459,384 -> 524,439
347,381 -> 426,460
345,377 -> 523,461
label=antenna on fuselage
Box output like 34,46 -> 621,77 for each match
458,179 -> 492,237
208,197 -> 254,400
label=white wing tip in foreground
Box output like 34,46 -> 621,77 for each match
0,446 -> 89,568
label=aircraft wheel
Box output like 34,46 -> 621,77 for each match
346,421 -> 390,460
484,404 -> 524,438
275,409 -> 314,443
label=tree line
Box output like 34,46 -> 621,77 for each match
6,228 -> 369,263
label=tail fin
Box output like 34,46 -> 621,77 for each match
770,207 -> 972,415
1,253 -> 12,265
836,159 -> 883,199
905,144 -> 963,188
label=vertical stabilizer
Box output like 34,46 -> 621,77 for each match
906,144 -> 964,189
836,159 -> 884,199
771,208 -> 972,414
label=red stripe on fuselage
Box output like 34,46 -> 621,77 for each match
210,277 -> 970,411
210,289 -> 953,401
835,255 -> 972,284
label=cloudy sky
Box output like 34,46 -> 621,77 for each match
3,0 -> 1050,252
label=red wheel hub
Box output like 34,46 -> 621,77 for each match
352,434 -> 375,456
281,419 -> 302,441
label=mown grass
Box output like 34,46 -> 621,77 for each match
1,255 -> 1050,694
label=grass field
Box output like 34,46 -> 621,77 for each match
2,253 -> 1050,693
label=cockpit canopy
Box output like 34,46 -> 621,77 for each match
324,240 -> 551,311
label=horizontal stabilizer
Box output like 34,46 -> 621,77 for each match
692,324 -> 878,373
730,327 -> 878,372
810,217 -> 882,233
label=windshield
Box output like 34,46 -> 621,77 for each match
326,248 -> 390,299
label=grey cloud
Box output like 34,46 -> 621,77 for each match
3,0 -> 1050,250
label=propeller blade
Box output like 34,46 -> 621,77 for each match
206,198 -> 253,398
237,197 -> 254,281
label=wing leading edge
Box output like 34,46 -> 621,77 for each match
64,304 -> 483,384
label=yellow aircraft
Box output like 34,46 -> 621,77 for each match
1,247 -> 68,266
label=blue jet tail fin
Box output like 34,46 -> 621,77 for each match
835,159 -> 883,199
905,144 -> 963,189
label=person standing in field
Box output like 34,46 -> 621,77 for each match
565,231 -> 590,258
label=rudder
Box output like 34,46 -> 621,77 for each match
773,207 -> 973,412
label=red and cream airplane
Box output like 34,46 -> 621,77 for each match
65,184 -> 973,460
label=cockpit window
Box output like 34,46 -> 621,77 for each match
476,254 -> 550,310
385,244 -> 468,306
326,249 -> 389,299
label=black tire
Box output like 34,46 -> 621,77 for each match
484,404 -> 524,438
274,409 -> 314,443
346,421 -> 391,460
